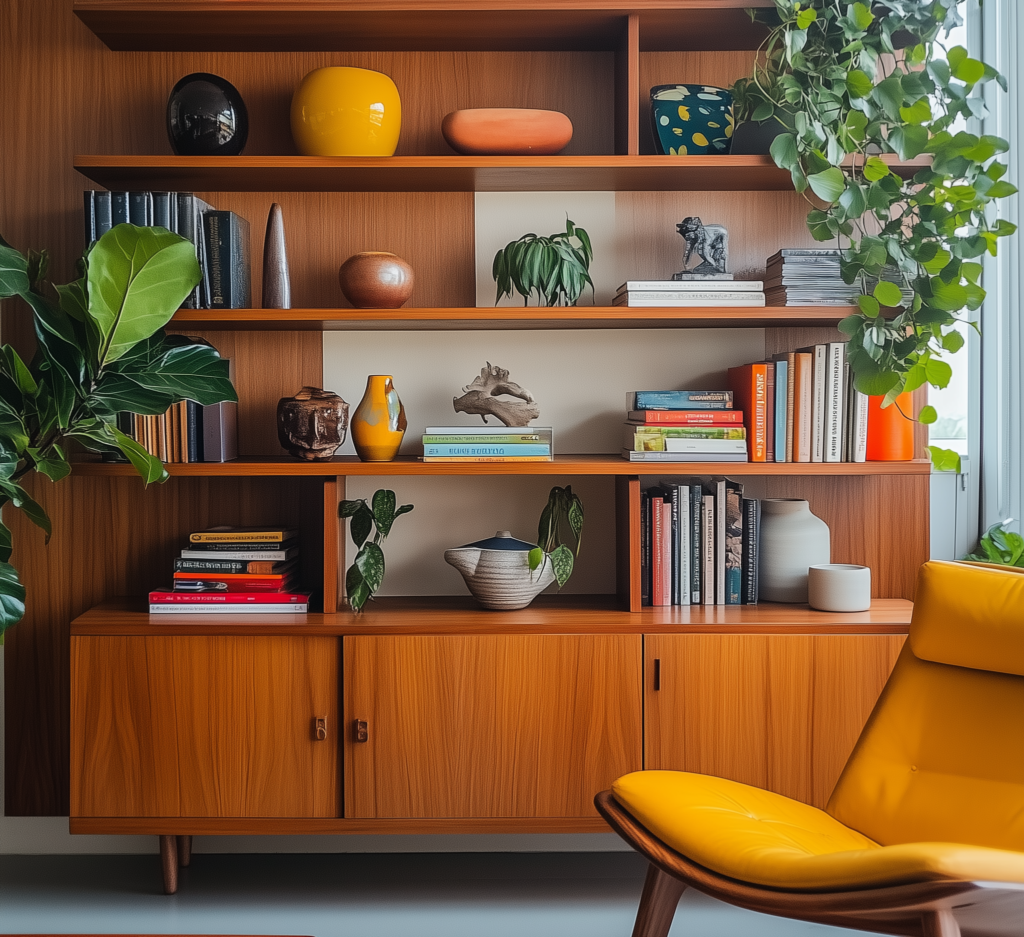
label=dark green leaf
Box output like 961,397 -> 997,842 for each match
350,505 -> 374,549
808,167 -> 846,203
119,343 -> 236,405
0,560 -> 26,635
549,544 -> 574,589
0,242 -> 31,298
371,488 -> 397,539
339,498 -> 367,518
0,479 -> 51,539
355,541 -> 386,594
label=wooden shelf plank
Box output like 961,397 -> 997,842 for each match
167,305 -> 867,331
74,1 -> 775,53
72,596 -> 914,636
70,455 -> 933,477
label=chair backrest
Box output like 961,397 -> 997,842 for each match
827,560 -> 1024,850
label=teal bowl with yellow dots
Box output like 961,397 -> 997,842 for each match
650,85 -> 734,156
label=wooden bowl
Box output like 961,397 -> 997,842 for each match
441,108 -> 573,156
338,251 -> 415,308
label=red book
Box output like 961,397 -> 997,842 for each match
149,591 -> 309,604
727,364 -> 768,462
171,577 -> 296,593
627,409 -> 744,425
651,496 -> 665,607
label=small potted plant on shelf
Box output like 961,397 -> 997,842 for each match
737,0 -> 1015,471
492,218 -> 594,307
339,488 -> 414,611
0,225 -> 237,635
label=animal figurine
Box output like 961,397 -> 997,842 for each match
453,363 -> 540,426
673,216 -> 731,279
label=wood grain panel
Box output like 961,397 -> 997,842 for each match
71,635 -> 339,817
614,13 -> 639,155
344,634 -> 642,817
644,634 -> 905,808
615,475 -> 641,611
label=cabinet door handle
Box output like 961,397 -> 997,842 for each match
653,658 -> 661,691
314,717 -> 328,741
354,719 -> 369,743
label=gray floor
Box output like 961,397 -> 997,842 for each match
0,853 -> 869,937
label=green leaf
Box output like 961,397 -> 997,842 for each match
925,358 -> 953,389
0,560 -> 26,635
873,75 -> 905,121
808,167 -> 846,203
28,447 -> 71,483
858,295 -> 881,318
952,56 -> 986,85
987,181 -> 1018,199
899,99 -> 932,124
918,405 -> 938,425
350,505 -> 374,549
119,343 -> 236,405
549,543 -> 574,589
806,209 -> 836,241
0,479 -> 52,540
889,125 -> 929,160
0,241 -> 31,298
0,346 -> 36,396
863,157 -> 891,182
339,498 -> 367,518
873,281 -> 904,307
528,546 -> 544,571
927,446 -> 962,473
89,373 -> 176,415
110,426 -> 168,484
846,69 -> 874,99
942,330 -> 965,354
86,225 -> 202,366
929,279 -> 968,312
567,494 -> 584,550
372,488 -> 397,539
796,7 -> 816,29
770,132 -> 800,171
355,541 -> 386,594
346,563 -> 371,612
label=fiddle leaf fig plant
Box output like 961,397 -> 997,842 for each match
340,488 -> 413,612
529,485 -> 584,588
0,223 -> 238,635
492,218 -> 594,307
739,0 -> 1015,471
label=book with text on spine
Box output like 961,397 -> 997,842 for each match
629,391 -> 733,410
150,590 -> 309,604
180,547 -> 299,561
423,444 -> 550,457
627,410 -> 744,425
621,449 -> 748,463
149,603 -> 308,614
727,363 -> 769,463
616,280 -> 763,294
190,526 -> 298,543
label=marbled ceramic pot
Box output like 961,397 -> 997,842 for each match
350,375 -> 407,462
445,531 -> 555,610
650,84 -> 733,156
758,499 -> 831,603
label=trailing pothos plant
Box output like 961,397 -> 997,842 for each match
339,489 -> 413,612
493,218 -> 594,307
528,485 -> 584,588
737,0 -> 1015,471
0,224 -> 237,634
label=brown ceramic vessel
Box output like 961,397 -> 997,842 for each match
441,108 -> 573,155
338,251 -> 415,308
276,386 -> 349,461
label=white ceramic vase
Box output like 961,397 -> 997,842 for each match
444,530 -> 555,611
758,499 -> 831,603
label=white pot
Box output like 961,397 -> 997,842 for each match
808,564 -> 871,612
758,499 -> 831,603
444,530 -> 556,611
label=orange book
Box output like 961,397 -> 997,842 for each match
727,363 -> 768,462
866,392 -> 915,461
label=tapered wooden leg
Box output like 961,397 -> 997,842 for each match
631,863 -> 686,937
922,910 -> 960,937
159,835 -> 178,895
176,835 -> 193,867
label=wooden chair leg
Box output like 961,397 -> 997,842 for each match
176,835 -> 193,867
632,862 -> 686,937
922,910 -> 960,937
159,835 -> 178,895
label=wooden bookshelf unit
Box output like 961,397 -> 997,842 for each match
3,0 -> 929,889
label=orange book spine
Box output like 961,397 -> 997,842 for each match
866,392 -> 915,461
727,363 -> 768,462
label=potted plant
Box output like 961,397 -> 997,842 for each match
739,0 -> 1015,470
492,218 -> 594,307
528,484 -> 584,588
0,225 -> 237,634
339,488 -> 413,611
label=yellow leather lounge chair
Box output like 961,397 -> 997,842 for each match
596,560 -> 1024,937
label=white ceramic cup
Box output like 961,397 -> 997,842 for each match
807,564 -> 871,612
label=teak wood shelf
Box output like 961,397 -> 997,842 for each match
70,455 -> 934,477
74,155 -> 927,194
167,305 -> 871,331
74,1 -> 776,53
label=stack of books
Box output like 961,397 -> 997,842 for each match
149,526 -> 308,613
613,279 -> 765,307
728,343 -> 869,463
765,249 -> 913,307
421,426 -> 553,462
621,391 -> 747,462
642,477 -> 760,607
84,190 -> 251,309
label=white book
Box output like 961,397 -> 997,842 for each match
677,485 -> 691,607
851,385 -> 869,462
613,293 -> 766,307
665,439 -> 748,454
425,425 -> 552,436
825,342 -> 846,462
616,279 -> 761,293
702,495 -> 715,605
620,449 -> 748,462
798,344 -> 827,462
149,604 -> 308,614
180,548 -> 297,560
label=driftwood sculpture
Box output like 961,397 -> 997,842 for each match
453,363 -> 540,426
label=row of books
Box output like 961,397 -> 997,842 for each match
84,190 -> 251,309
613,279 -> 765,308
149,526 -> 309,613
117,399 -> 237,463
621,391 -> 747,462
642,478 -> 759,606
729,342 -> 869,463
766,249 -> 914,307
421,426 -> 554,462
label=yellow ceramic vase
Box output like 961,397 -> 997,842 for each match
290,66 -> 401,157
351,375 -> 407,462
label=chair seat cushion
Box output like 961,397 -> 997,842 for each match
612,771 -> 1024,891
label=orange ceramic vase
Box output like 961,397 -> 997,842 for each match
866,392 -> 915,461
351,375 -> 407,462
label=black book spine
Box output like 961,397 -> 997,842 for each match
83,190 -> 96,248
186,399 -> 203,462
95,191 -> 112,237
204,211 -> 226,308
640,490 -> 651,607
203,211 -> 251,309
128,192 -> 149,226
175,193 -> 197,308
111,191 -> 129,226
689,484 -> 702,604
670,486 -> 680,605
152,192 -> 171,229
742,498 -> 760,605
230,212 -> 252,308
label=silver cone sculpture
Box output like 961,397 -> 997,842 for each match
262,202 -> 291,309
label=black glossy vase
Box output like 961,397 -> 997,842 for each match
166,73 -> 249,156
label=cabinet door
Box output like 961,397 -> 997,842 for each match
645,634 -> 904,809
71,636 -> 339,818
344,634 -> 642,818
